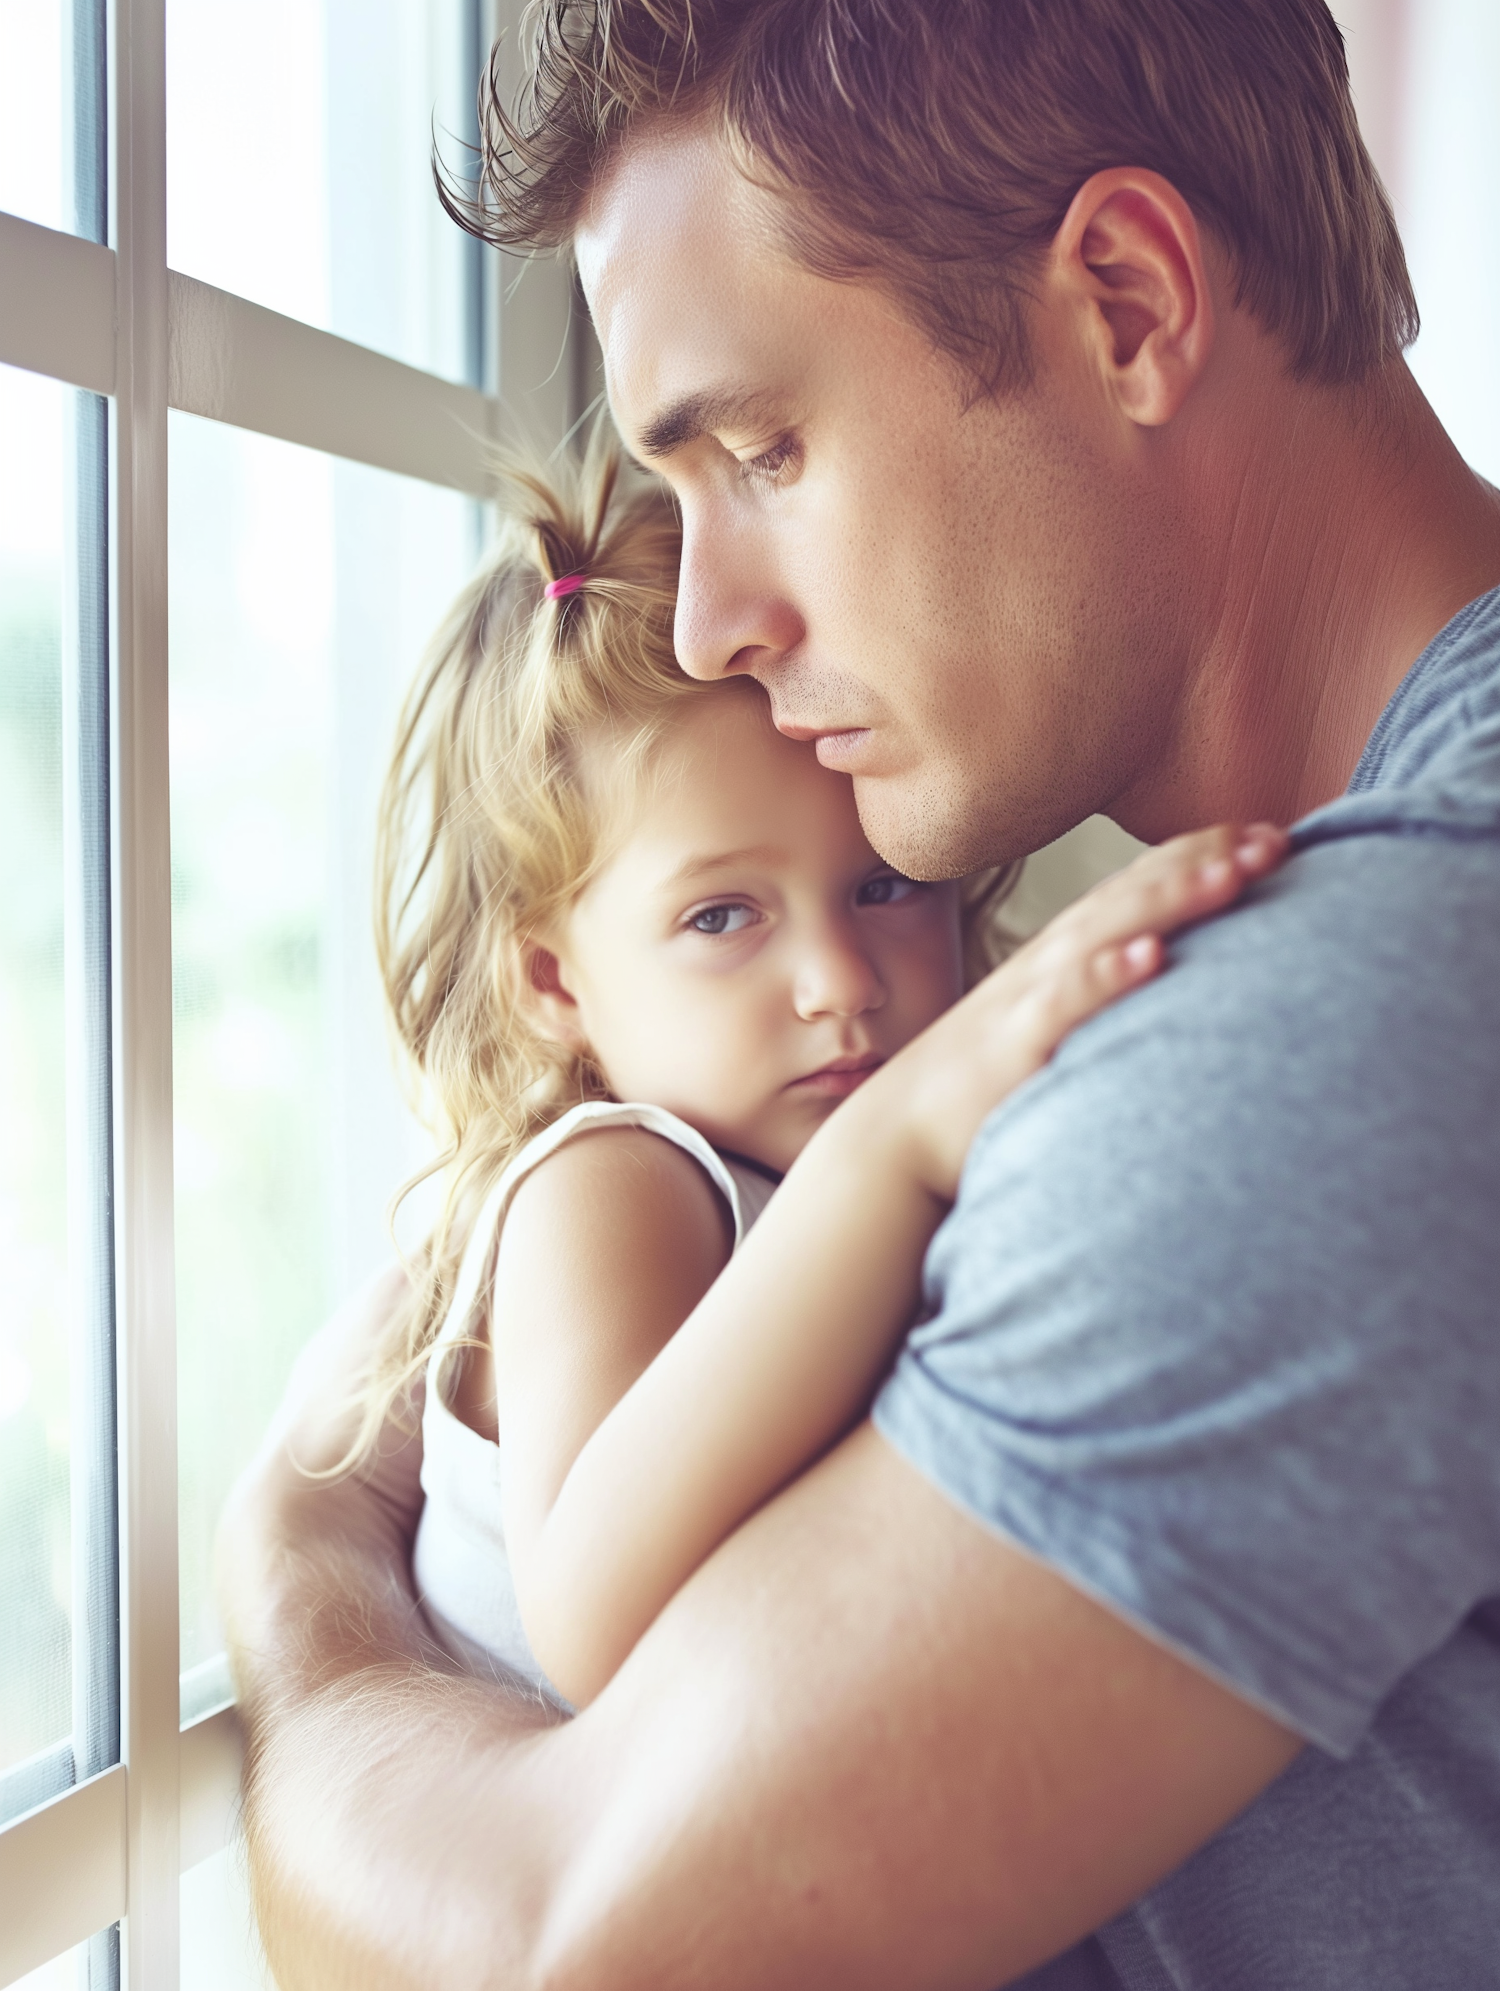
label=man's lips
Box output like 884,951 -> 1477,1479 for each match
811,728 -> 873,771
772,716 -> 875,770
787,1052 -> 884,1098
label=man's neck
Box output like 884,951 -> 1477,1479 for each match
1112,358 -> 1500,841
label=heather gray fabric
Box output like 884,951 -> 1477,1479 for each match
874,586 -> 1500,1989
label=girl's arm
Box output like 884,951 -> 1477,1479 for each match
500,823 -> 1287,1706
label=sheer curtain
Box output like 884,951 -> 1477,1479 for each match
1340,0 -> 1500,482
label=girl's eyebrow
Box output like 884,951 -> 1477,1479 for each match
658,844 -> 785,892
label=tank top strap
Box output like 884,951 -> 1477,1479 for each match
433,1100 -> 760,1355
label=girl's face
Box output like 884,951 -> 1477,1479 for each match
538,687 -> 966,1175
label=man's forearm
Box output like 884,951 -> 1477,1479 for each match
221,1437 -> 565,1990
219,1278 -> 1297,1991
217,1272 -> 569,1990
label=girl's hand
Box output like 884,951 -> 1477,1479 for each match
871,821 -> 1288,1205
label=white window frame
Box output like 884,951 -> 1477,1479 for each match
0,1 -> 585,1981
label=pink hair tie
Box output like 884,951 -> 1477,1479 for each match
544,573 -> 586,601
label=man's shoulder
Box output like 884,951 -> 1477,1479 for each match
1162,812 -> 1499,1038
883,790 -> 1500,1768
1027,818 -> 1498,1134
1351,581 -> 1500,797
878,598 -> 1500,1781
939,813 -> 1500,1323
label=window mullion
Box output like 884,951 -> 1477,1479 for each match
64,378 -> 121,1991
108,0 -> 181,1984
59,0 -> 123,1982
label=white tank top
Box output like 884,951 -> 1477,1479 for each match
412,1100 -> 777,1703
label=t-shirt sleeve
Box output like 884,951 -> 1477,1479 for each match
873,828 -> 1500,1757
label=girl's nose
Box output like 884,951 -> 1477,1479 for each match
793,928 -> 887,1022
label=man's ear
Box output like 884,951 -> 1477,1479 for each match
518,941 -> 590,1054
1048,167 -> 1215,427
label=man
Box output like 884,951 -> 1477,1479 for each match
222,3 -> 1500,1984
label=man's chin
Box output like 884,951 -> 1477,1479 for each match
851,773 -> 1017,882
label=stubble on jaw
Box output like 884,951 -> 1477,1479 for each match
855,787 -> 990,883
861,435 -> 1195,878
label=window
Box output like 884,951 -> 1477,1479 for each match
169,418 -> 473,1700
0,2 -> 590,1984
1,2 -> 1495,1986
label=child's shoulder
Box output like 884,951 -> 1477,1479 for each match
489,1120 -> 737,1390
504,1117 -> 737,1271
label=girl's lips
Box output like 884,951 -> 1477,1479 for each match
788,1054 -> 884,1098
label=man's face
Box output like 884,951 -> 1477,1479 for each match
577,125 -> 1194,877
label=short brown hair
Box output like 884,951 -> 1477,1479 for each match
449,0 -> 1417,393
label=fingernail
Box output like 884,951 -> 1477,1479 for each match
1235,823 -> 1282,865
1197,857 -> 1235,888
1124,935 -> 1157,969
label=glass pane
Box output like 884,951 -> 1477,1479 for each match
182,1846 -> 274,1990
0,363 -> 70,1785
169,411 -> 475,1676
0,0 -> 103,244
166,0 -> 479,383
0,0 -> 63,231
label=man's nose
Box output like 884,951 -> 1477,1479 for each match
793,926 -> 887,1022
674,510 -> 804,682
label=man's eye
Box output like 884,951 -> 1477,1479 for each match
857,872 -> 922,907
688,903 -> 758,935
738,434 -> 801,484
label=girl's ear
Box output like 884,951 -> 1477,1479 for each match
519,942 -> 590,1053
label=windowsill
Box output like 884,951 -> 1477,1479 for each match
179,1652 -> 235,1729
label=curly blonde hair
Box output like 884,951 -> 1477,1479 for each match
340,438 -> 1014,1471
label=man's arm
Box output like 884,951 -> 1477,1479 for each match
221,1275 -> 1299,1991
218,1268 -> 568,1984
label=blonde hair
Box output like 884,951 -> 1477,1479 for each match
342,439 -> 1013,1471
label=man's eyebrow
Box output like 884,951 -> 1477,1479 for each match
637,387 -> 782,460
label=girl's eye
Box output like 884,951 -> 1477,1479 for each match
857,872 -> 922,908
688,902 -> 759,936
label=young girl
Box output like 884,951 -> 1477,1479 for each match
359,445 -> 1283,1711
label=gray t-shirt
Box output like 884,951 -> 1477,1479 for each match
874,584 -> 1500,1989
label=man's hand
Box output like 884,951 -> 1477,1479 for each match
218,1269 -> 564,1985
220,1272 -> 1299,1991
